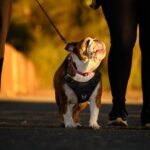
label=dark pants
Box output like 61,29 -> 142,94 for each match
101,0 -> 150,117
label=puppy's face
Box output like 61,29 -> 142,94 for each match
65,37 -> 106,63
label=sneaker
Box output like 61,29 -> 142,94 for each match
142,123 -> 150,129
107,106 -> 128,127
107,117 -> 128,127
141,109 -> 150,128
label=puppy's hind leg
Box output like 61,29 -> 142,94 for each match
73,102 -> 89,127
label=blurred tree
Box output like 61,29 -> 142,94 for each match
7,22 -> 34,53
5,0 -> 140,91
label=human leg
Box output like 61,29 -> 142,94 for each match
102,0 -> 138,125
139,0 -> 150,127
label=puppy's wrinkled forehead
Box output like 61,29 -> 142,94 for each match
65,37 -> 106,62
65,37 -> 94,52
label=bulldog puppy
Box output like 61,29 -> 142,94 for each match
54,37 -> 106,129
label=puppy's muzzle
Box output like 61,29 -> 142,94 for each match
87,40 -> 106,60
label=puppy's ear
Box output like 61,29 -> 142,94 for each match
65,42 -> 77,52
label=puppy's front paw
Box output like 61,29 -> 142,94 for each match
64,121 -> 77,128
65,124 -> 76,128
89,122 -> 100,129
64,122 -> 82,128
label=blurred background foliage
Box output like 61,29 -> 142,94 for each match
6,0 -> 141,91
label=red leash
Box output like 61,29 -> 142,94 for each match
35,0 -> 68,44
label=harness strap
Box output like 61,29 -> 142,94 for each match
64,71 -> 101,103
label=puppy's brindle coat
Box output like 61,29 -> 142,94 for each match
54,37 -> 106,129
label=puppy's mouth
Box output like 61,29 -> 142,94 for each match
85,38 -> 106,61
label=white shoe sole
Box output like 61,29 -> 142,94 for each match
107,117 -> 128,127
143,123 -> 150,129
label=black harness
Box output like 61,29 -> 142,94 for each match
64,71 -> 101,103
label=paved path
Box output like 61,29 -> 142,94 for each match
0,101 -> 150,150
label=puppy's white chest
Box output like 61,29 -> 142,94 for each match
72,54 -> 101,75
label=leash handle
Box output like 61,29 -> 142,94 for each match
35,0 -> 68,44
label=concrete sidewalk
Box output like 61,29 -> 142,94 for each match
0,101 -> 149,150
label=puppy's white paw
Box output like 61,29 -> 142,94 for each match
64,121 -> 77,128
89,122 -> 100,129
